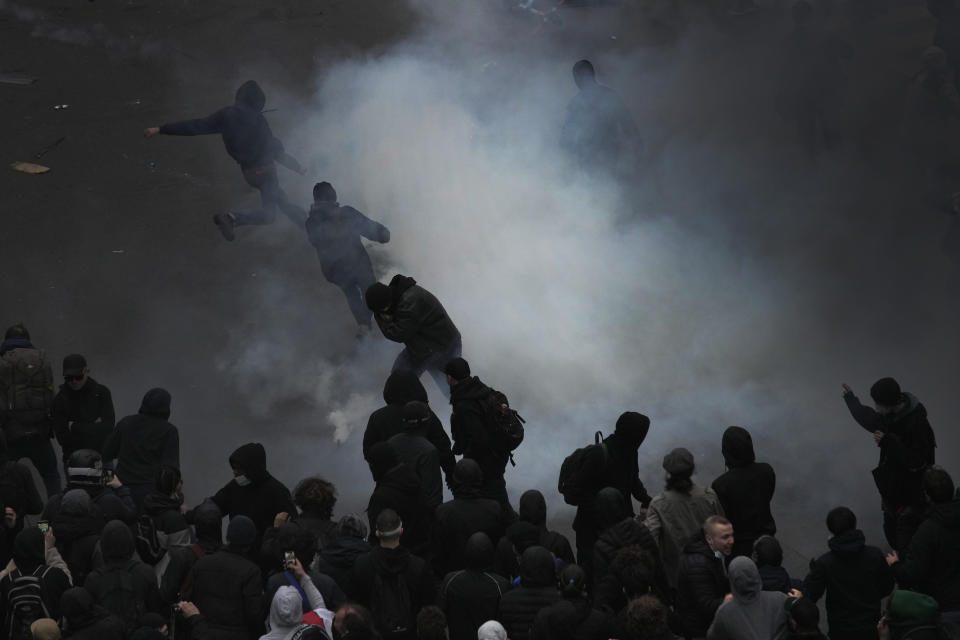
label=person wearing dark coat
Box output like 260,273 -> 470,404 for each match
711,426 -> 776,559
211,442 -> 296,560
51,489 -> 105,588
887,467 -> 960,621
161,499 -> 222,604
439,532 -> 510,640
531,564 -> 610,640
366,442 -> 431,553
841,378 -> 936,551
389,402 -> 443,510
433,459 -> 506,576
83,520 -> 165,633
0,431 -> 44,532
43,449 -> 136,525
363,371 -> 456,480
102,388 -> 180,510
784,597 -> 829,640
365,275 -> 462,393
753,535 -> 795,594
0,527 -> 71,623
291,476 -> 339,552
60,587 -> 126,640
514,490 -> 575,566
144,80 -> 305,240
306,181 -> 390,329
591,487 -> 666,598
51,354 -> 115,465
592,546 -> 655,617
187,515 -> 263,640
445,359 -> 512,513
261,523 -> 347,617
142,466 -> 191,550
314,514 -> 370,597
676,516 -> 735,639
497,546 -> 560,640
572,412 -> 653,574
803,507 -> 895,640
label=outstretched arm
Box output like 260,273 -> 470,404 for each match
145,108 -> 226,138
841,384 -> 883,433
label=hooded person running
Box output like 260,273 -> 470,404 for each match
144,80 -> 305,241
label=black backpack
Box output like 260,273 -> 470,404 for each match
479,388 -> 525,464
134,514 -> 166,565
4,567 -> 51,640
558,431 -> 608,506
90,566 -> 144,633
371,570 -> 413,640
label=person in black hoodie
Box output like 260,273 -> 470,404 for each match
43,449 -> 136,525
433,459 -> 506,576
363,371 -> 455,481
161,499 -> 222,604
802,507 -> 894,640
676,515 -> 735,639
60,587 -> 125,640
305,181 -> 390,330
512,490 -> 575,567
102,388 -> 180,510
886,467 -> 960,621
349,509 -> 438,640
572,412 -> 652,573
365,275 -> 462,393
366,443 -> 431,553
841,378 -> 936,551
211,442 -> 296,559
753,535 -> 796,594
389,402 -> 443,510
51,354 -> 115,465
315,514 -> 370,597
497,546 -> 560,640
531,564 -> 610,640
711,426 -> 776,559
0,527 -> 71,624
144,80 -> 305,241
51,489 -> 105,588
439,532 -> 511,640
0,429 -> 44,532
591,487 -> 665,597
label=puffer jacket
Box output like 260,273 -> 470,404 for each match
373,275 -> 461,363
676,535 -> 729,639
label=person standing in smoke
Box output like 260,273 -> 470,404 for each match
143,80 -> 305,241
364,276 -> 462,393
560,60 -> 642,179
841,377 -> 936,551
305,181 -> 390,333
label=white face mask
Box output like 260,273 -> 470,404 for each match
234,475 -> 251,487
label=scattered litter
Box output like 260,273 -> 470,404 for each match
10,161 -> 50,174
0,73 -> 37,86
127,98 -> 141,105
53,104 -> 69,110
34,136 -> 65,160
111,250 -> 125,254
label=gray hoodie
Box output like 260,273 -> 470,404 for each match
707,557 -> 788,640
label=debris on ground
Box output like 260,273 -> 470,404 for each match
10,161 -> 50,174
34,136 -> 66,159
0,73 -> 37,86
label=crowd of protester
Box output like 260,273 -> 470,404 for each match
0,318 -> 956,640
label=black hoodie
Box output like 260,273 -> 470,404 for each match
591,488 -> 665,596
102,388 -> 179,492
60,587 -> 126,640
514,490 -> 575,565
161,500 -> 222,603
449,376 -> 510,490
498,546 -> 560,640
366,443 -> 431,553
803,529 -> 894,634
433,459 -> 506,575
711,426 -> 777,555
892,499 -> 960,610
51,376 -> 115,457
364,371 -> 455,478
0,528 -> 70,619
349,545 -> 438,639
531,593 -> 611,640
440,533 -> 511,640
305,201 -> 390,278
373,275 -> 461,363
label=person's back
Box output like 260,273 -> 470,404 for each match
516,490 -> 575,566
711,427 -> 776,558
366,443 -> 431,553
0,528 -> 71,638
305,196 -> 389,276
160,499 -> 221,604
315,515 -> 370,596
803,507 -> 894,640
753,536 -> 795,594
498,546 -> 560,640
59,587 -> 125,640
50,490 -> 104,588
433,459 -> 505,575
531,565 -> 610,640
439,533 -> 510,640
388,402 -> 442,509
592,487 -> 662,594
707,557 -> 788,640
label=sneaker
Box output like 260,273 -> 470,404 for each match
213,213 -> 235,241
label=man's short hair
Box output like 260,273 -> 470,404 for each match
416,606 -> 447,640
375,508 -> 402,541
4,323 -> 28,340
624,595 -> 669,640
826,506 -> 857,536
923,467 -> 955,504
704,515 -> 731,536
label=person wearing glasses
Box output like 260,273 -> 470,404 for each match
51,354 -> 115,469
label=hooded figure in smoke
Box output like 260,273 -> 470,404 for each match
706,557 -> 790,640
438,532 -> 510,640
144,80 -> 305,241
305,181 -> 390,331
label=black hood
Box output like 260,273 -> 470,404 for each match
101,519 -> 135,564
193,499 -> 223,546
382,371 -> 429,405
465,532 -> 495,570
229,442 -> 268,483
929,500 -> 960,528
235,80 -> 266,111
519,490 -> 547,527
13,527 -> 45,572
387,274 -> 417,304
380,462 -> 420,493
371,545 -> 414,576
722,426 -> 756,468
505,521 -> 541,554
52,508 -> 104,544
519,545 -> 557,588
452,458 -> 483,496
139,388 -> 172,419
61,587 -> 108,629
449,376 -> 491,403
322,535 -> 370,566
828,529 -> 866,555
142,491 -> 184,516
595,487 -> 629,531
368,442 -> 400,482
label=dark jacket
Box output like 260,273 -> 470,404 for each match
843,391 -> 936,508
433,460 -> 506,576
188,548 -> 263,640
142,491 -> 190,540
373,275 -> 461,363
711,427 -> 776,555
52,499 -> 105,587
573,429 -> 652,535
0,528 -> 71,621
102,389 -> 179,489
60,587 -> 126,640
0,459 -> 43,519
892,499 -> 960,611
498,546 -> 560,640
366,443 -> 432,552
516,490 -> 575,566
531,595 -> 611,640
388,431 -> 442,509
803,529 -> 895,634
315,534 -> 370,596
591,488 -> 666,596
349,545 -> 438,640
161,500 -> 222,604
159,81 -> 294,171
305,201 -> 390,280
0,342 -> 53,443
676,536 -> 729,639
212,443 -> 296,555
363,371 -> 455,478
439,533 -> 511,640
758,565 -> 793,593
51,378 -> 115,458
449,377 -> 508,488
43,485 -> 137,526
